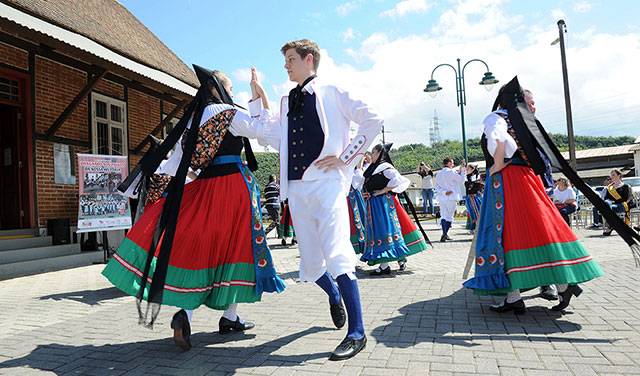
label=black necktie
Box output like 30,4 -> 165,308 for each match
288,75 -> 316,117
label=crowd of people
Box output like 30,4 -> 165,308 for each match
79,195 -> 128,217
100,39 -> 638,363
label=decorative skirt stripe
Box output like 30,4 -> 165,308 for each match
506,255 -> 592,275
112,252 -> 256,293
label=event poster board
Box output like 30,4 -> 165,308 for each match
77,154 -> 132,233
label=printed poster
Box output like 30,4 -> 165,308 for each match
77,154 -> 132,233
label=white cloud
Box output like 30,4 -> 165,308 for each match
573,1 -> 593,13
551,8 -> 565,20
341,27 -> 359,42
336,1 -> 360,16
380,0 -> 435,18
260,0 -> 640,149
232,68 -> 265,83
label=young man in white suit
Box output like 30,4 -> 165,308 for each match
248,39 -> 382,360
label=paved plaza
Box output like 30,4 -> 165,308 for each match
1,221 -> 640,375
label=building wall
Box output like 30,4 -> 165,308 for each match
0,40 -> 28,70
0,38 -> 180,228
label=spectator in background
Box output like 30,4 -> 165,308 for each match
263,174 -> 282,237
591,176 -> 612,228
553,178 -> 577,225
602,169 -> 633,236
418,162 -> 435,215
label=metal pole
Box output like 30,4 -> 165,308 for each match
457,58 -> 468,163
557,19 -> 577,170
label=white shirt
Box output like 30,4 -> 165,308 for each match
434,167 -> 466,201
482,109 -> 518,159
249,77 -> 383,199
421,172 -> 434,189
371,162 -> 410,193
553,187 -> 577,206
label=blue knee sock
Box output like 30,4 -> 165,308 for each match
336,273 -> 365,339
315,271 -> 340,305
441,219 -> 450,234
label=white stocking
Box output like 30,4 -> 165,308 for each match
506,289 -> 521,303
556,283 -> 568,293
184,309 -> 193,323
222,303 -> 245,324
378,262 -> 389,271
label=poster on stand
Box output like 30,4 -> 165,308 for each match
77,154 -> 132,233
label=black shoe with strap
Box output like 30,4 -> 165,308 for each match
171,309 -> 192,350
551,285 -> 583,311
369,266 -> 391,276
329,335 -> 367,361
489,298 -> 526,315
219,316 -> 255,334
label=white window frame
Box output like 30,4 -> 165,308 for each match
91,92 -> 127,156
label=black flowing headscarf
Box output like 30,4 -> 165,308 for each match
117,64 -> 257,328
498,76 -> 640,263
363,143 -> 432,247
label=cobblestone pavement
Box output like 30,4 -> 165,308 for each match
1,221 -> 640,375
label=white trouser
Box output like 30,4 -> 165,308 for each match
288,178 -> 357,282
439,200 -> 457,223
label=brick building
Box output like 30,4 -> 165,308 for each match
0,0 -> 197,239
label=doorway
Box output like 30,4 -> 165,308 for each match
0,69 -> 33,230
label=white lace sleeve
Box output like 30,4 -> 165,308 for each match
482,112 -> 518,158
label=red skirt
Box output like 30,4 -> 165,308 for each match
103,173 -> 262,310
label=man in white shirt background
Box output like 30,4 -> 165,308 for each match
435,157 -> 466,242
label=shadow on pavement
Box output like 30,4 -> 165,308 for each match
0,326 -> 332,375
370,288 -> 618,349
39,287 -> 127,306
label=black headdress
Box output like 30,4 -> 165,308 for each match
363,143 -> 393,179
117,64 -> 257,328
501,76 -> 640,262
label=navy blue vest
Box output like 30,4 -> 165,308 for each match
288,91 -> 324,180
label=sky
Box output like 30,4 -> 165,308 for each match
120,0 -> 640,149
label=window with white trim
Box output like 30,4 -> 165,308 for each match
91,93 -> 127,155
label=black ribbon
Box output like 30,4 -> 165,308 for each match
117,68 -> 259,327
288,74 -> 316,117
502,76 -> 640,263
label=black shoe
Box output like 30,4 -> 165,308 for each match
291,239 -> 297,245
603,228 -> 612,236
369,266 -> 391,276
634,225 -> 640,232
445,234 -> 452,240
551,285 -> 583,311
539,285 -> 559,301
329,335 -> 367,361
219,316 -> 255,334
398,258 -> 407,271
171,309 -> 192,350
330,301 -> 346,329
440,234 -> 447,242
281,239 -> 287,246
489,299 -> 526,315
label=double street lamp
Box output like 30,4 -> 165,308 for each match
424,58 -> 498,163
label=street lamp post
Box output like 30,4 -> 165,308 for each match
552,19 -> 577,170
424,58 -> 498,163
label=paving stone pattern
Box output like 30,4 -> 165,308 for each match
1,222 -> 640,375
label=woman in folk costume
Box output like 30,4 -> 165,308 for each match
278,200 -> 297,245
361,143 -> 428,275
464,164 -> 483,234
348,157 -> 367,254
103,66 -> 285,350
463,78 -> 604,313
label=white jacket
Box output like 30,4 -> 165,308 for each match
249,77 -> 383,199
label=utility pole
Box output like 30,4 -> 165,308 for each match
557,19 -> 577,170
